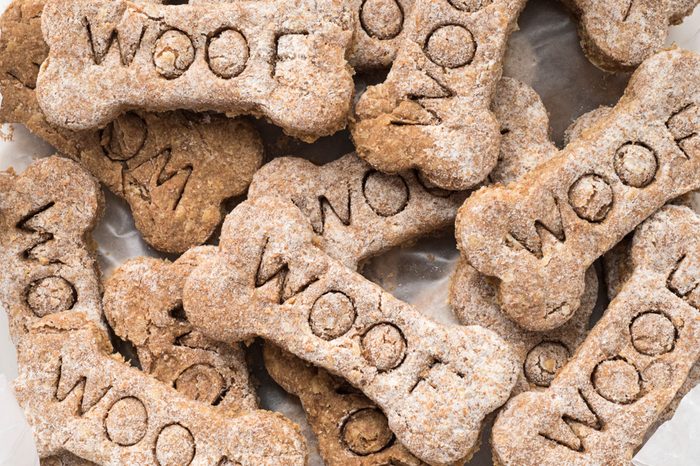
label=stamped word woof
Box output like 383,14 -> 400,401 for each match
457,49 -> 700,332
183,196 -> 519,465
36,0 -> 354,140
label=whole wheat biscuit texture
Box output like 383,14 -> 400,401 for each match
0,156 -> 104,343
35,0 -> 354,140
0,0 -> 265,254
491,205 -> 700,465
264,344 -> 424,466
13,314 -> 308,465
41,453 -> 97,466
349,0 -> 414,69
450,265 -> 598,394
456,49 -> 700,332
256,77 -> 554,465
351,0 -> 527,190
183,196 -> 519,465
560,0 -> 700,71
103,246 -> 257,416
248,152 -> 465,270
488,77 -> 558,184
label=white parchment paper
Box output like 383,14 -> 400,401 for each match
1,0 -> 699,464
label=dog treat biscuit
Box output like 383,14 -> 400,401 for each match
263,344 -> 423,465
183,196 -> 518,464
256,77 -> 555,464
36,0 -> 354,141
491,205 -> 700,465
349,0 -> 414,69
450,264 -> 598,393
0,0 -> 264,253
0,156 -> 104,343
561,0 -> 700,71
488,77 -> 558,184
351,0 -> 527,190
248,153 -> 465,270
104,246 -> 257,416
457,49 -> 700,332
13,314 -> 307,465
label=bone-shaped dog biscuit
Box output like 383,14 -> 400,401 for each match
491,205 -> 700,465
456,49 -> 700,332
351,0 -> 527,190
349,0 -> 414,69
450,264 -> 598,393
0,156 -> 104,343
248,153 -> 465,270
0,0 -> 264,253
13,314 -> 307,465
256,77 -> 556,464
561,0 -> 700,71
104,246 -> 257,415
36,0 -> 354,140
183,196 -> 518,464
263,344 -> 423,465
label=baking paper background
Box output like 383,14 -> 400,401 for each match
1,0 -> 699,464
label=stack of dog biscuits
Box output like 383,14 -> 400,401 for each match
0,0 -> 698,465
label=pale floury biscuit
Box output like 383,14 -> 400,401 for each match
351,0 -> 527,190
0,156 -> 104,343
35,0 -> 354,141
183,196 -> 518,464
248,153 -> 465,270
560,0 -> 700,71
14,314 -> 308,465
103,247 -> 257,416
256,77 -> 556,465
263,344 -> 423,466
0,0 -> 264,254
491,205 -> 700,465
450,264 -> 598,393
349,0 -> 414,69
456,49 -> 700,332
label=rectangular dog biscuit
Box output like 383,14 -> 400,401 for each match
183,195 -> 519,465
36,0 -> 354,141
456,49 -> 700,332
491,205 -> 700,465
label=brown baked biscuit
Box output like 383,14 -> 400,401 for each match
0,0 -> 264,254
248,153 -> 465,270
103,246 -> 257,416
0,156 -> 104,343
488,77 -> 558,184
13,313 -> 308,465
35,0 -> 354,141
256,77 -> 555,465
349,0 -> 414,69
183,196 -> 519,464
456,49 -> 700,332
450,264 -> 598,394
41,454 -> 96,466
263,344 -> 423,465
560,0 -> 700,71
491,205 -> 700,465
351,0 -> 527,191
